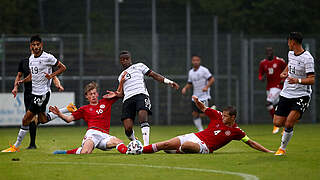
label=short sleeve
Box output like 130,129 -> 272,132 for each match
46,53 -> 58,66
234,128 -> 246,140
138,63 -> 150,75
203,67 -> 212,79
305,55 -> 315,73
205,108 -> 222,120
71,107 -> 84,120
187,70 -> 192,83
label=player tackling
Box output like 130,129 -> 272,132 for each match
143,95 -> 274,154
273,32 -> 315,155
52,76 -> 129,154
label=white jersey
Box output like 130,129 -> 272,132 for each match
188,65 -> 212,101
118,63 -> 150,102
29,51 -> 58,95
280,50 -> 314,98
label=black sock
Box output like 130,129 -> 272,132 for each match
29,121 -> 37,146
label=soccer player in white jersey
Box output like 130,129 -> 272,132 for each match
273,32 -> 315,155
181,55 -> 215,131
1,35 -> 73,152
106,50 -> 179,146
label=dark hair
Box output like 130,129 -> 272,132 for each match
191,54 -> 201,59
288,32 -> 303,44
119,50 -> 131,58
30,35 -> 42,43
84,81 -> 98,95
223,106 -> 237,117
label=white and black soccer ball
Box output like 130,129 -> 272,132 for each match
126,140 -> 143,155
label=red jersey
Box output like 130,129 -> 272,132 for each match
195,108 -> 246,153
71,98 -> 118,134
258,56 -> 286,90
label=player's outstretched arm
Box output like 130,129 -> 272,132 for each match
244,139 -> 274,153
103,71 -> 127,99
148,71 -> 179,90
12,72 -> 23,98
181,83 -> 192,95
192,95 -> 207,112
49,106 -> 75,123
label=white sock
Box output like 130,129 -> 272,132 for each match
14,128 -> 29,147
47,107 -> 70,121
280,130 -> 293,150
141,126 -> 150,146
60,107 -> 69,114
193,117 -> 204,131
76,147 -> 82,154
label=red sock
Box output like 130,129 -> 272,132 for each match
66,148 -> 79,154
116,143 -> 128,154
269,108 -> 275,119
143,144 -> 157,153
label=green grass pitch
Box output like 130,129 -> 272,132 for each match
0,124 -> 319,180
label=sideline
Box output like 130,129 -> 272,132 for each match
24,161 -> 259,180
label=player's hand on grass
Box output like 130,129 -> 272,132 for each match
103,91 -> 118,99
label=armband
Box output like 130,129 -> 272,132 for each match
164,78 -> 173,84
241,135 -> 250,143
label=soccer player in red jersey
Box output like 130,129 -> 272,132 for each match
143,96 -> 274,154
258,47 -> 287,134
51,73 -> 128,154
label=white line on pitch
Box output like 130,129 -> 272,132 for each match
22,161 -> 259,180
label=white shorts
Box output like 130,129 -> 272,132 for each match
177,133 -> 209,154
266,88 -> 281,105
82,129 -> 115,151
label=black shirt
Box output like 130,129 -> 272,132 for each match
18,58 -> 32,94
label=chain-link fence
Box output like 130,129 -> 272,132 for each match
0,0 -> 318,125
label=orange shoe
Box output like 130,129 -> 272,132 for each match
275,148 -> 286,156
272,126 -> 280,134
66,103 -> 77,113
1,144 -> 20,152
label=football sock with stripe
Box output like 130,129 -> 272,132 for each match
280,127 -> 293,150
140,122 -> 150,146
14,125 -> 29,147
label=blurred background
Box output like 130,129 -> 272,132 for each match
0,0 -> 319,126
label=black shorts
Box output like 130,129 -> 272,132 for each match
28,92 -> 51,114
121,94 -> 152,121
192,99 -> 209,113
275,95 -> 310,119
24,93 -> 33,111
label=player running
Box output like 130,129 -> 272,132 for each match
273,32 -> 315,155
258,47 -> 287,134
143,95 -> 274,154
182,55 -> 215,131
106,50 -> 179,146
2,35 -> 71,152
52,78 -> 129,154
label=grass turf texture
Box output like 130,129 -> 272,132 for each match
0,124 -> 319,180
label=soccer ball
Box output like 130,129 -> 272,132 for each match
126,140 -> 143,155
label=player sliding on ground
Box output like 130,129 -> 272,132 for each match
52,76 -> 129,154
143,96 -> 274,154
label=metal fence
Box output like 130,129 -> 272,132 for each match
0,0 -> 318,125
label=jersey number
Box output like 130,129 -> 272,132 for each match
288,65 -> 296,74
268,68 -> 274,75
214,130 -> 221,135
96,109 -> 103,114
31,67 -> 39,74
